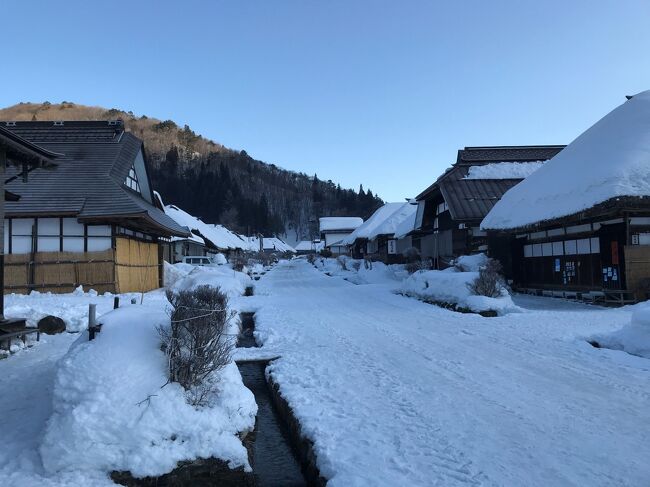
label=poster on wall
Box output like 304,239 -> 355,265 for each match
387,239 -> 397,255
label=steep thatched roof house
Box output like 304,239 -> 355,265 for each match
482,92 -> 650,303
0,120 -> 189,294
411,145 -> 564,267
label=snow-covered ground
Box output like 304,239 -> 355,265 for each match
237,260 -> 650,486
0,263 -> 256,486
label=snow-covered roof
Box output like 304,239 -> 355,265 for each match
482,91 -> 650,230
341,203 -> 405,245
295,240 -> 325,252
319,217 -> 363,232
367,202 -> 417,240
464,161 -> 545,180
164,205 -> 247,250
394,205 -> 418,239
243,236 -> 296,253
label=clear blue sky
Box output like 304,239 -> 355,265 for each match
3,0 -> 650,201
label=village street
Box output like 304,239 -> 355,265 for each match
237,259 -> 650,487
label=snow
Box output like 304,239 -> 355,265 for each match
234,260 -> 650,486
295,240 -> 324,252
319,217 -> 363,232
366,202 -> 417,240
399,268 -> 519,315
341,203 -> 405,245
453,252 -> 488,271
5,288 -> 142,332
482,91 -> 650,230
0,262 -> 258,485
464,161 -> 545,180
243,236 -> 295,253
164,205 -> 247,250
393,205 -> 417,239
593,301 -> 650,358
41,306 -> 255,479
169,263 -> 253,298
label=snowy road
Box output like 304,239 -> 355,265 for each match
239,260 -> 650,487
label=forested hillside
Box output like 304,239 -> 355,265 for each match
0,102 -> 383,241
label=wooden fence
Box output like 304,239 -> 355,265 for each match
5,249 -> 115,294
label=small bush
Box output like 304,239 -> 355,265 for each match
351,261 -> 361,272
403,246 -> 420,263
337,255 -> 348,271
307,253 -> 317,265
363,256 -> 373,270
406,260 -> 427,274
467,259 -> 504,298
319,248 -> 333,258
160,286 -> 235,406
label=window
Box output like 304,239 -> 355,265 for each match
542,242 -> 553,256
565,240 -> 577,255
533,244 -> 543,257
524,244 -> 533,257
577,238 -> 591,254
124,164 -> 141,193
552,241 -> 564,256
436,201 -> 448,215
590,237 -> 600,253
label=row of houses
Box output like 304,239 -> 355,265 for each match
333,92 -> 650,302
0,120 -> 294,310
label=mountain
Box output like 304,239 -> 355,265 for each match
0,102 -> 384,242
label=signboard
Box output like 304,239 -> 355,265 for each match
387,239 -> 397,255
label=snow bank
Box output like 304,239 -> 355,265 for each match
453,253 -> 488,272
40,306 -> 256,478
593,303 -> 650,358
171,265 -> 252,298
4,288 -> 140,333
163,261 -> 195,288
482,91 -> 650,230
400,269 -> 519,315
465,161 -> 545,180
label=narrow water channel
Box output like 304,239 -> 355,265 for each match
236,312 -> 308,486
238,362 -> 307,487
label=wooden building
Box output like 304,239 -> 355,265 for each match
341,203 -> 405,260
319,217 -> 363,255
482,92 -> 650,303
0,121 -> 189,294
410,145 -> 564,267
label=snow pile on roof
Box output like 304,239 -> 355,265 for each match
319,217 -> 363,232
40,305 -> 256,479
341,203 -> 405,245
592,302 -> 650,358
367,202 -> 417,240
164,205 -> 246,250
243,236 -> 295,253
482,91 -> 650,230
464,161 -> 545,180
400,269 -> 519,315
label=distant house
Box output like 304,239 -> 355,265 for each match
244,236 -> 296,254
341,203 -> 405,259
319,217 -> 363,255
411,145 -> 564,267
295,240 -> 324,255
364,202 -> 417,263
0,120 -> 189,294
482,92 -> 650,303
162,203 -> 249,261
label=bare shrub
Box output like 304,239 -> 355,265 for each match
160,286 -> 235,406
403,246 -> 420,263
351,261 -> 361,272
307,253 -> 317,264
363,255 -> 373,270
467,259 -> 504,298
319,248 -> 333,258
405,260 -> 427,274
337,255 -> 348,271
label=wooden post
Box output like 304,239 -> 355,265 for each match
88,303 -> 97,340
113,296 -> 120,309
